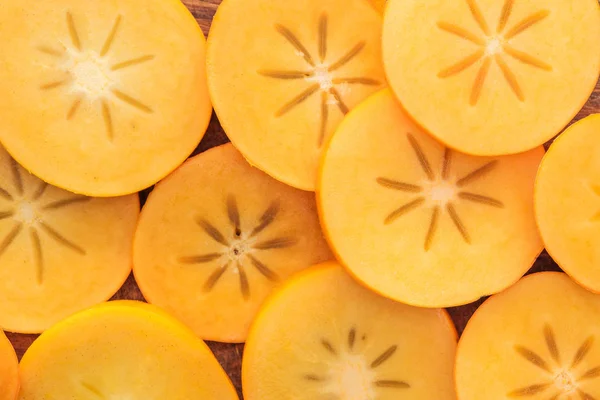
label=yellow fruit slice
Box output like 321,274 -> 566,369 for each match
243,262 -> 458,400
383,0 -> 600,156
0,331 -> 18,400
134,144 -> 332,342
318,90 -> 544,307
0,146 -> 139,333
0,0 -> 211,196
18,301 -> 239,399
207,0 -> 385,190
456,272 -> 600,400
535,114 -> 600,292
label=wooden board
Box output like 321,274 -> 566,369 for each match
6,1 -> 600,398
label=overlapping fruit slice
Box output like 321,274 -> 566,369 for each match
457,272 -> 600,400
383,0 -> 600,156
18,301 -> 239,399
134,144 -> 332,342
0,330 -> 18,400
0,0 -> 212,196
318,90 -> 544,307
243,262 -> 458,400
535,114 -> 600,292
0,146 -> 139,333
207,0 -> 386,190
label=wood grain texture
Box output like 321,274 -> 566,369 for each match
6,1 -> 600,398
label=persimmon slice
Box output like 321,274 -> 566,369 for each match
133,144 -> 332,342
207,0 -> 385,190
0,331 -> 18,400
318,89 -> 543,307
0,146 -> 139,333
383,0 -> 600,156
243,262 -> 457,400
535,114 -> 600,292
0,0 -> 211,196
18,301 -> 239,399
456,272 -> 600,400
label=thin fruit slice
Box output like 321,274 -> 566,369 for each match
18,301 -> 239,399
0,0 -> 211,196
383,0 -> 600,156
318,89 -> 544,307
456,272 -> 600,400
0,331 -> 18,400
134,143 -> 332,342
535,114 -> 600,292
0,146 -> 139,333
207,0 -> 385,190
243,262 -> 457,400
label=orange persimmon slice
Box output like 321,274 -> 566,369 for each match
0,331 -> 18,400
18,301 -> 239,399
0,146 -> 139,333
535,114 -> 600,292
456,272 -> 600,400
207,0 -> 385,190
0,0 -> 211,196
382,0 -> 600,156
133,143 -> 332,342
318,89 -> 543,307
243,262 -> 458,400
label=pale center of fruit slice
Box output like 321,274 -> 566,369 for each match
16,202 -> 37,225
554,370 -> 577,393
308,66 -> 334,91
324,353 -> 377,400
68,51 -> 114,97
426,180 -> 456,204
485,37 -> 503,56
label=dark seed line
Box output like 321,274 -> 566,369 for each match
37,45 -> 65,57
328,42 -> 365,72
0,211 -> 14,221
437,22 -> 485,45
38,221 -> 86,255
543,325 -> 561,364
43,196 -> 90,211
10,158 -> 23,196
111,89 -> 153,113
250,201 -> 280,238
424,206 -> 440,251
318,14 -> 328,63
514,345 -> 552,373
329,87 -> 349,114
407,134 -> 434,180
0,186 -> 13,201
321,339 -> 338,356
247,254 -> 279,282
457,160 -> 498,187
458,192 -> 504,208
203,262 -> 230,292
377,178 -> 423,193
497,0 -> 515,33
304,374 -> 327,382
447,203 -> 471,243
0,223 -> 22,258
101,15 -> 123,56
40,80 -> 69,90
332,77 -> 380,86
371,345 -> 397,368
227,195 -> 241,234
578,389 -> 598,400
348,328 -> 356,350
504,10 -> 550,40
111,55 -> 155,71
375,380 -> 410,389
179,253 -> 223,264
275,24 -> 315,67
496,54 -> 524,101
30,228 -> 43,284
254,237 -> 297,250
67,96 -> 83,120
438,50 -> 484,79
385,197 -> 425,225
579,366 -> 600,381
442,148 -> 452,180
66,12 -> 82,51
548,393 -> 561,400
81,381 -> 105,398
572,337 -> 594,369
502,44 -> 552,71
238,262 -> 250,300
196,219 -> 229,246
258,70 -> 311,79
470,57 -> 491,106
508,383 -> 551,397
101,100 -> 114,141
318,90 -> 328,147
466,0 -> 491,35
276,84 -> 320,117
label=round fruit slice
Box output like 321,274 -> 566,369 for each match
0,331 -> 18,400
0,146 -> 139,333
207,0 -> 385,190
456,272 -> 600,400
535,114 -> 600,292
133,143 -> 333,342
383,0 -> 600,156
318,89 -> 544,307
243,262 -> 457,400
18,301 -> 239,399
0,0 -> 211,196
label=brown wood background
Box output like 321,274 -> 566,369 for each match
6,1 -> 600,398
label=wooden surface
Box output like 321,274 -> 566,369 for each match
6,1 -> 600,398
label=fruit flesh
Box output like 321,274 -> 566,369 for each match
243,262 -> 457,400
318,89 -> 544,307
134,144 -> 332,342
0,331 -> 18,400
19,301 -> 239,400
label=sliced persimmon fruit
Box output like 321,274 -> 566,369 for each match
207,0 -> 386,190
133,143 -> 332,343
383,0 -> 600,156
535,114 -> 600,292
0,0 -> 211,196
243,262 -> 457,400
18,301 -> 239,399
0,331 -> 18,400
456,272 -> 600,400
318,89 -> 543,307
0,146 -> 139,333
